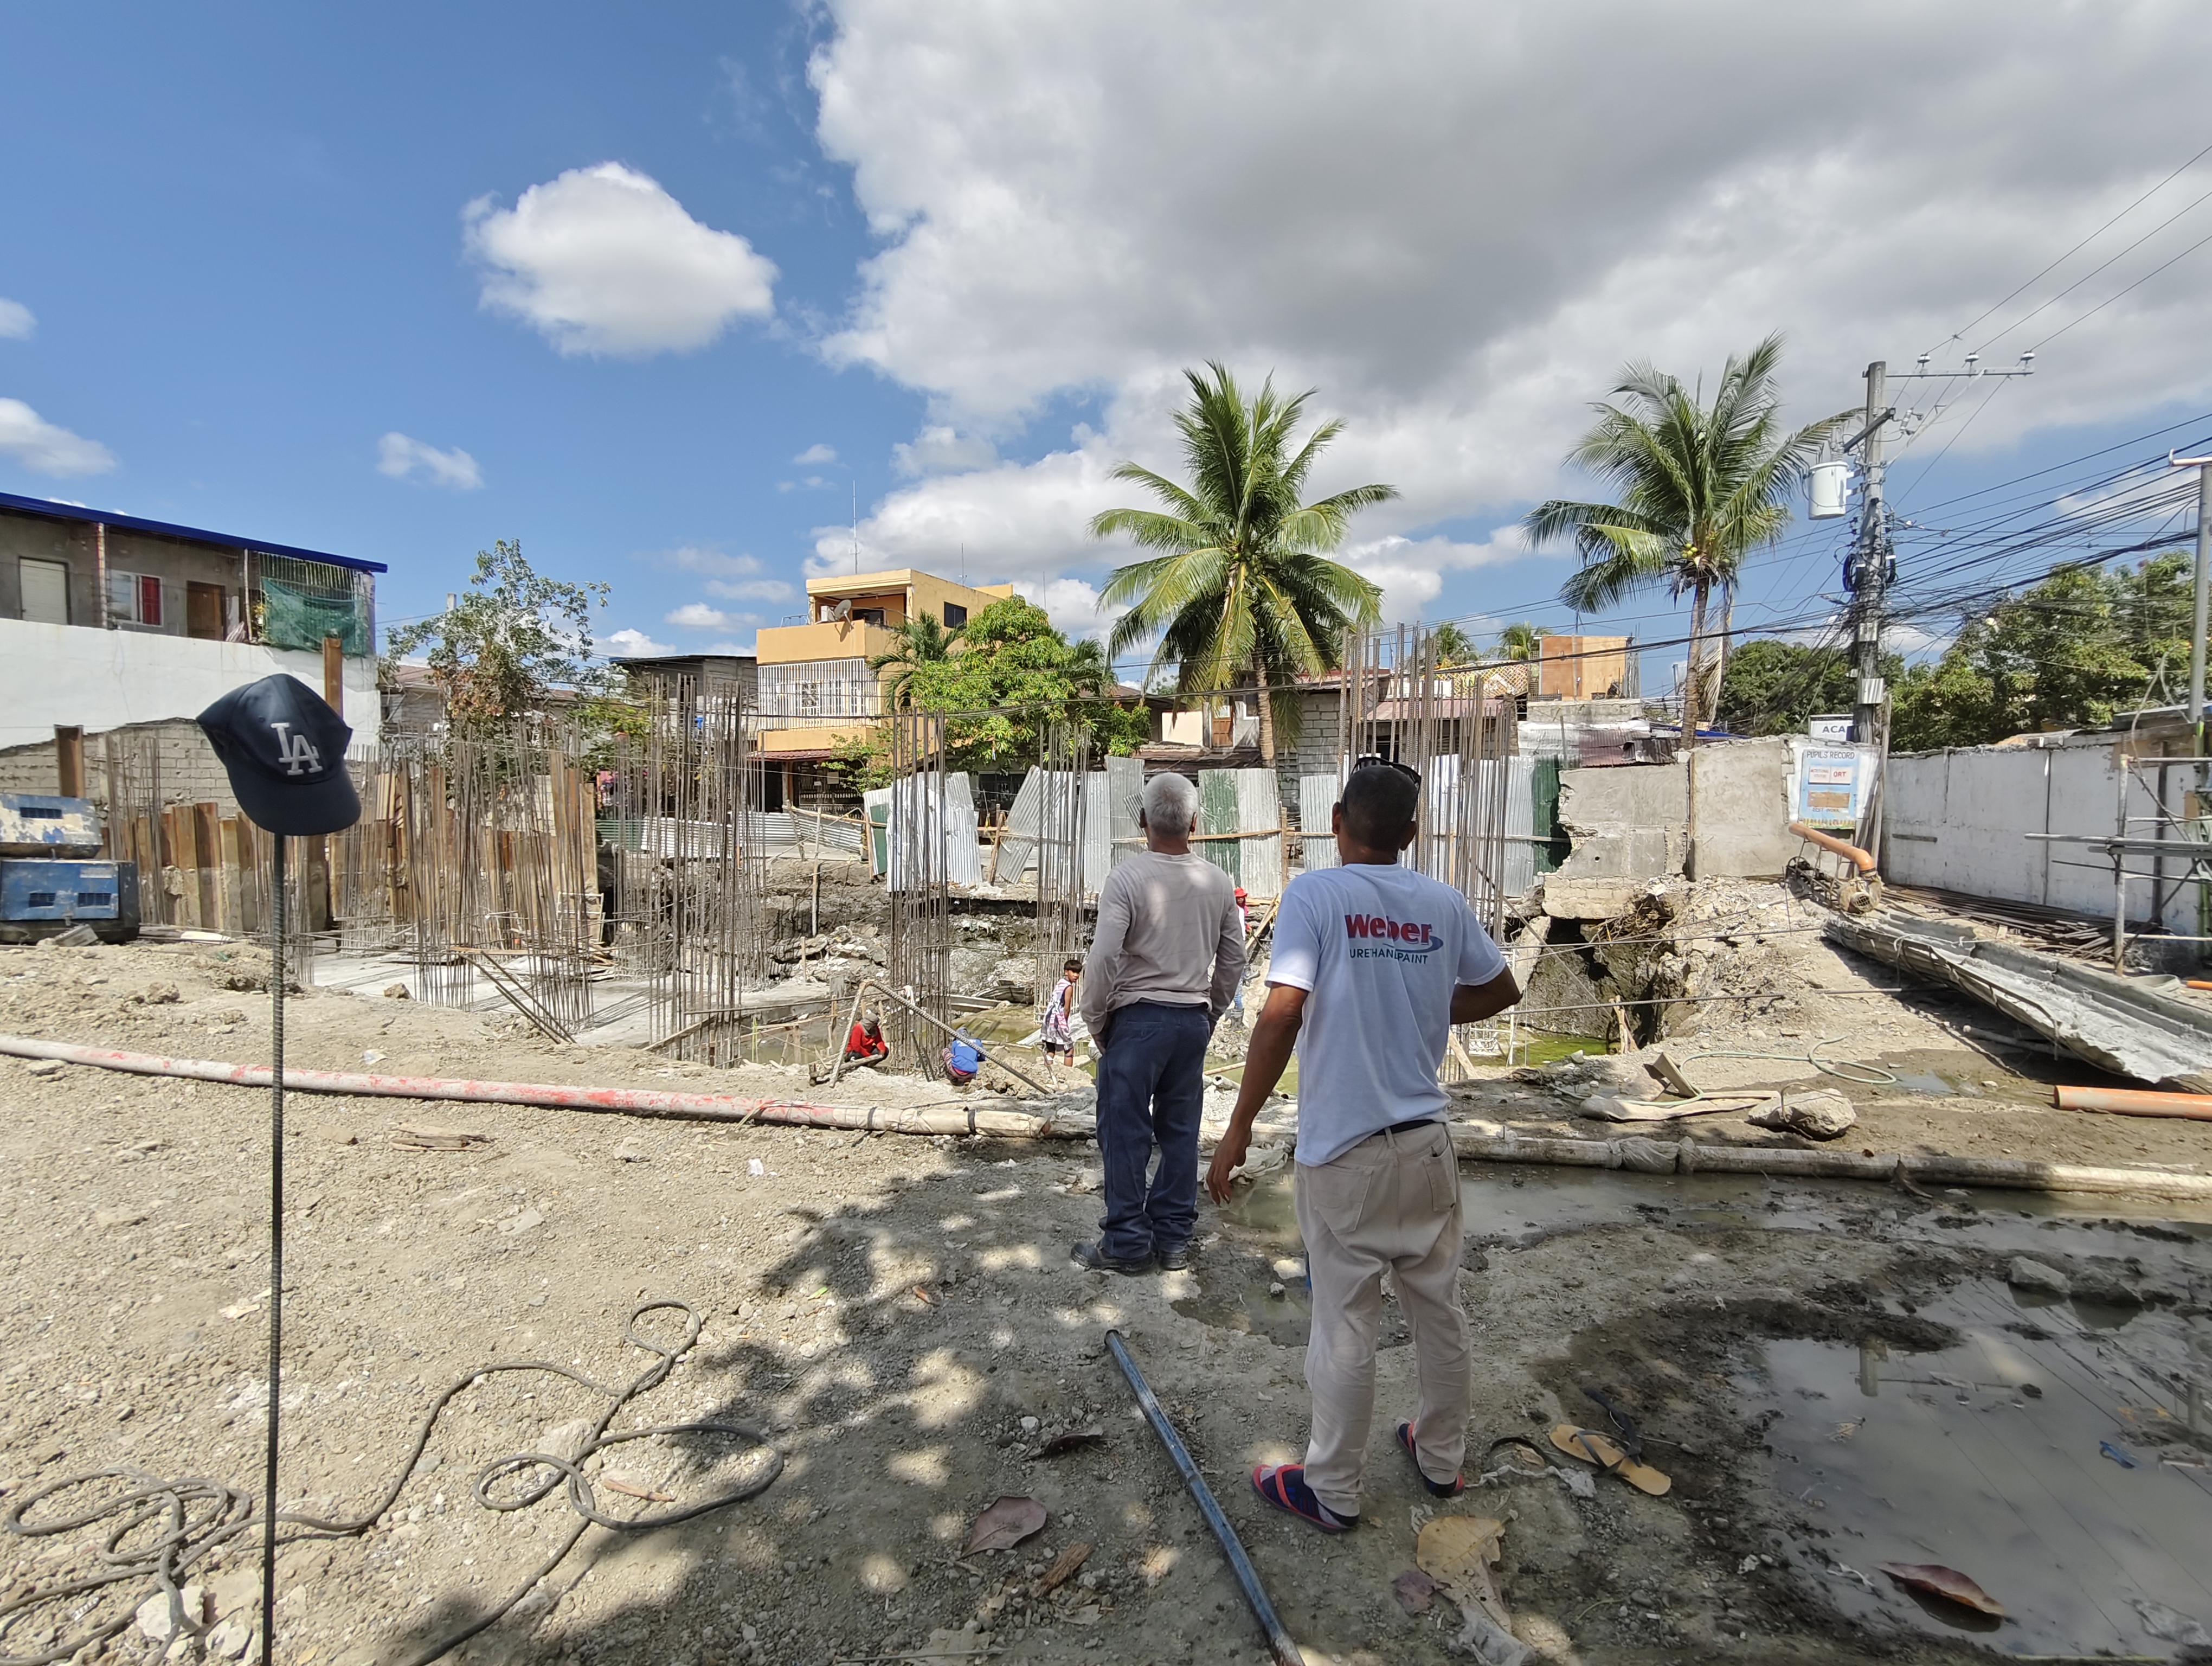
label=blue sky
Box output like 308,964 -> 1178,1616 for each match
4,3 -> 2210,691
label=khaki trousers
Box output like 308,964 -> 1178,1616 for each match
1294,1119 -> 1469,1517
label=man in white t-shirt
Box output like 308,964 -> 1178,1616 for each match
1205,760 -> 1520,1534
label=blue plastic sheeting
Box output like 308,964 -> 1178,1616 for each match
1,860 -> 121,920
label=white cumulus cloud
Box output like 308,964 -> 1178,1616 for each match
803,1 -> 2212,617
0,399 -> 115,477
376,432 -> 483,490
466,163 -> 777,358
793,442 -> 838,464
892,425 -> 998,477
666,601 -> 768,631
603,626 -> 678,658
0,300 -> 33,341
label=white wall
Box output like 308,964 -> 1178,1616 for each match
1884,744 -> 2198,935
0,618 -> 382,753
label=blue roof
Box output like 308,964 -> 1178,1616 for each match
0,489 -> 388,574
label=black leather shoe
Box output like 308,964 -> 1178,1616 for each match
1071,1240 -> 1153,1276
1155,1244 -> 1192,1271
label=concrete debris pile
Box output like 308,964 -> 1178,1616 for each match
1514,876 -> 1816,1044
768,924 -> 886,978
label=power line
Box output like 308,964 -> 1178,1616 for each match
1925,134 -> 2212,357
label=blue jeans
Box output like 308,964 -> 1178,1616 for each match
1095,1001 -> 1211,1261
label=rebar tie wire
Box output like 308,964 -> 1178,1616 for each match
0,1300 -> 780,1666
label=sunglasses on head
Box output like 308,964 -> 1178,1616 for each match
1353,754 -> 1423,786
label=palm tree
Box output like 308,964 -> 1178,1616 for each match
1430,621 -> 1478,666
1522,334 -> 1848,740
1092,363 -> 1393,766
867,613 -> 962,710
1495,621 -> 1549,662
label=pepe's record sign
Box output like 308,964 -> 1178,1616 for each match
196,674 -> 361,836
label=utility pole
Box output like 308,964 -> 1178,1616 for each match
2170,449 -> 2212,757
1849,361 -> 1891,746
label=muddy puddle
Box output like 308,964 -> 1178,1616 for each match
1198,1158 -> 2212,1655
1748,1263 -> 2212,1657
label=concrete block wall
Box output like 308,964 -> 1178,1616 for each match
1687,736 -> 1798,879
1558,759 -> 1687,879
0,719 -> 240,815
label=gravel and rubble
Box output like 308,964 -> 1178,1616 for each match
2,887 -> 2208,1665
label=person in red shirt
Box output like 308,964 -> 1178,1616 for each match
844,1016 -> 890,1065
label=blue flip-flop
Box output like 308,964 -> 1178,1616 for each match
1251,1464 -> 1356,1533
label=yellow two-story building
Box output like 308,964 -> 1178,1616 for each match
755,568 -> 1019,797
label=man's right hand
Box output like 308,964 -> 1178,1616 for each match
1205,1124 -> 1252,1204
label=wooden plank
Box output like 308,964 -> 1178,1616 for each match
54,726 -> 85,798
164,806 -> 198,930
192,803 -> 221,931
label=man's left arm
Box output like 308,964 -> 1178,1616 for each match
1207,886 -> 1248,1020
1450,968 -> 1520,1024
1448,911 -> 1519,1024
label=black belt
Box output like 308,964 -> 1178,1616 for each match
1384,1117 -> 1441,1136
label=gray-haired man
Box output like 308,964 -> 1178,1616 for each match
1073,772 -> 1246,1274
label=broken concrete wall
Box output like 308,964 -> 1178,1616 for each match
1554,738 -> 1808,886
1687,736 -> 1797,879
1557,762 -> 1686,880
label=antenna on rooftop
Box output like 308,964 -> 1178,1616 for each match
852,483 -> 859,576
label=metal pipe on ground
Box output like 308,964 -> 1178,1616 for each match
1788,820 -> 1877,873
1104,1330 -> 1305,1666
0,1036 -> 1067,1138
2053,1084 -> 2212,1121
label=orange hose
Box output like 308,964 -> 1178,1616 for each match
2054,1084 -> 2212,1121
1788,821 -> 1877,874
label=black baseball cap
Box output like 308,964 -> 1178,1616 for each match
197,674 -> 361,837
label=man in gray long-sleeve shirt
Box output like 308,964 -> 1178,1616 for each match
1072,771 -> 1246,1274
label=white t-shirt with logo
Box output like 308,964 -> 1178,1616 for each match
1266,862 -> 1508,1167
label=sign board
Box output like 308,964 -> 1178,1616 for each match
1806,714 -> 1853,744
1796,745 -> 1869,830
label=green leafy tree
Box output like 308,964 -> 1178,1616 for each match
866,613 -> 963,710
1889,553 -> 2195,749
382,539 -> 613,735
1092,363 -> 1392,766
1716,638 -> 1902,736
1523,335 -> 1849,741
899,597 -> 1149,771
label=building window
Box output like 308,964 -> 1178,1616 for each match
943,603 -> 968,628
18,558 -> 69,625
107,571 -> 165,628
757,657 -> 881,722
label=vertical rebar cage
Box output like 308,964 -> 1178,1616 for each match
887,710 -> 953,1074
1034,723 -> 1091,1013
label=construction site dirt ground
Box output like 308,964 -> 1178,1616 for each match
2,930 -> 2208,1666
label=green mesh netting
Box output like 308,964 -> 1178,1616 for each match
262,576 -> 369,656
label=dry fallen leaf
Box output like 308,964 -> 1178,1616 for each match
1036,1426 -> 1105,1458
1039,1542 -> 1092,1593
1417,1515 -> 1513,1632
1877,1562 -> 2004,1617
961,1495 -> 1047,1555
